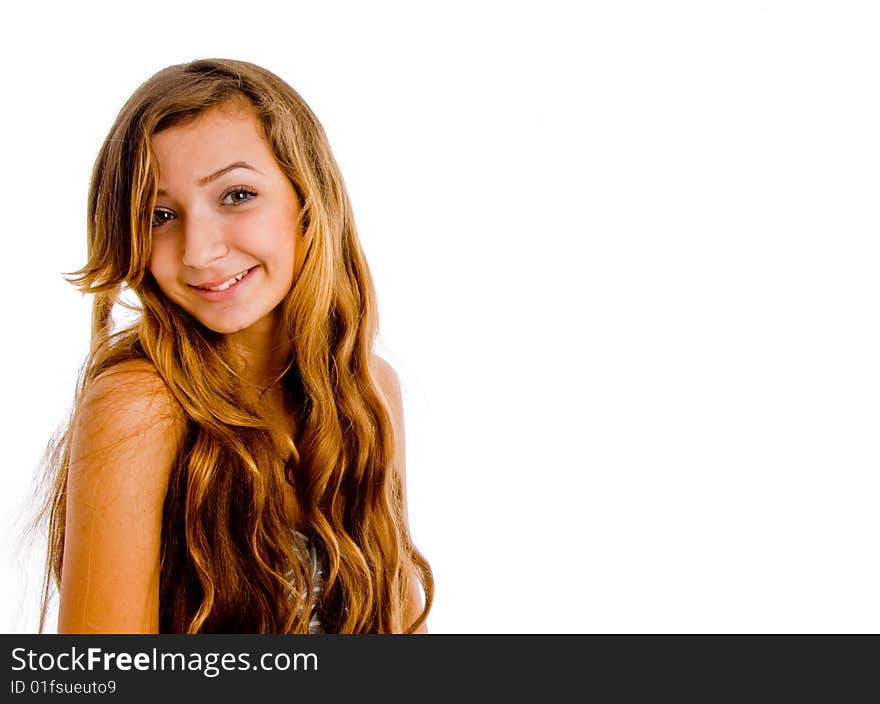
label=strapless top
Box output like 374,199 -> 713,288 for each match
291,530 -> 325,634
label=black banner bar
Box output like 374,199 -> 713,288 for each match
2,634 -> 876,701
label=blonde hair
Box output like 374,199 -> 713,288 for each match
38,58 -> 433,633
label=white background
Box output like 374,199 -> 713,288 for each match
2,1 -> 878,634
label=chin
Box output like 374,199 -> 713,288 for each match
202,319 -> 258,335
177,308 -> 252,335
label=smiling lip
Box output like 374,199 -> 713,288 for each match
189,267 -> 256,290
188,266 -> 257,300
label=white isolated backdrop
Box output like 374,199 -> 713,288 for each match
1,0 -> 879,633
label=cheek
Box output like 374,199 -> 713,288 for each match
147,241 -> 177,286
250,214 -> 298,263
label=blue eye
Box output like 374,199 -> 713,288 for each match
152,208 -> 175,228
222,187 -> 257,206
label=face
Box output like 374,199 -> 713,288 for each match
148,101 -> 301,339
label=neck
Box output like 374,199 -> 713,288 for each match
226,312 -> 292,396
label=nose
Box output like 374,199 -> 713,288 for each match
181,214 -> 229,269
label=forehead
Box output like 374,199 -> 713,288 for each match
151,102 -> 276,184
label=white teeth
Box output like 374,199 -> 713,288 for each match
203,269 -> 249,292
211,279 -> 234,292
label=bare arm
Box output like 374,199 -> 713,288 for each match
373,356 -> 428,633
57,362 -> 185,634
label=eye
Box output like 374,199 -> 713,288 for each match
222,187 -> 257,206
151,208 -> 176,228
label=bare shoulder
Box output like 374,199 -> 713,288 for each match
85,358 -> 182,416
371,355 -> 403,419
59,359 -> 186,633
370,354 -> 408,481
74,360 -> 186,472
370,356 -> 427,632
71,358 -> 187,511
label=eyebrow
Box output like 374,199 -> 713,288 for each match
156,161 -> 262,196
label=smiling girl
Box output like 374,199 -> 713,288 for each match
37,58 -> 433,634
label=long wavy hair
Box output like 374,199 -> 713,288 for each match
36,58 -> 432,633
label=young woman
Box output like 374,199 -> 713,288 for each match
37,58 -> 433,634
